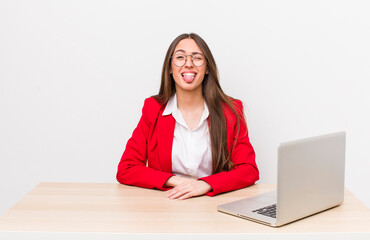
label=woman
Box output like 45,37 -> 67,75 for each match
116,33 -> 259,200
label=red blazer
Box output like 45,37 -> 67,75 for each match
116,97 -> 259,196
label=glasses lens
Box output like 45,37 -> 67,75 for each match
173,54 -> 186,67
192,54 -> 205,67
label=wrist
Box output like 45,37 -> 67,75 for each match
164,176 -> 184,187
198,180 -> 212,192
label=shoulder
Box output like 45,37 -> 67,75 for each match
223,97 -> 248,134
222,97 -> 247,128
223,97 -> 244,117
227,96 -> 243,107
143,96 -> 162,108
142,96 -> 163,114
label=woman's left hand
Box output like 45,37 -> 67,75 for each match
165,179 -> 212,200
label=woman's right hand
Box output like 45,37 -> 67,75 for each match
164,176 -> 188,187
164,176 -> 212,200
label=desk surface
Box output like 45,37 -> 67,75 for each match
0,182 -> 369,238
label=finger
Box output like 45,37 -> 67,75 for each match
166,181 -> 196,199
178,192 -> 192,200
166,187 -> 183,198
166,184 -> 184,197
169,189 -> 191,199
166,191 -> 179,199
167,182 -> 190,194
165,189 -> 176,198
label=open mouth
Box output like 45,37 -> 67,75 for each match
181,72 -> 197,83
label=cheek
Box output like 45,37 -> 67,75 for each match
170,62 -> 177,75
200,65 -> 208,75
171,70 -> 182,83
170,63 -> 180,75
198,67 -> 208,78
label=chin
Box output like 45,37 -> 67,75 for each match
180,84 -> 202,92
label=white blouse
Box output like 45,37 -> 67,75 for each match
162,94 -> 212,179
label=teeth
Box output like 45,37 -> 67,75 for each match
182,73 -> 196,76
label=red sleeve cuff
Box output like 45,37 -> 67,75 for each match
156,173 -> 175,191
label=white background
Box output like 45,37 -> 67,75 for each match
1,0 -> 369,216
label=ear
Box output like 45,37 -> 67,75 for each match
169,68 -> 172,74
206,68 -> 209,74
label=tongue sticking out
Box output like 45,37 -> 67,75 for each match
183,74 -> 195,83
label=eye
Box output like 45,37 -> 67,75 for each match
193,54 -> 204,61
175,55 -> 185,60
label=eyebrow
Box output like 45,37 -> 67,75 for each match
174,49 -> 203,55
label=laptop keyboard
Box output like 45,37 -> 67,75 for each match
252,204 -> 276,218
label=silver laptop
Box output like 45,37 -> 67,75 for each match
217,131 -> 346,227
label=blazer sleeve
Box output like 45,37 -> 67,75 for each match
199,100 -> 259,196
116,98 -> 174,190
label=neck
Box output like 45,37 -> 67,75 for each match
176,88 -> 204,111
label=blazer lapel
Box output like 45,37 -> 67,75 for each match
157,113 -> 175,173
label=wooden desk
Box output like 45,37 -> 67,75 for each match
0,182 -> 369,239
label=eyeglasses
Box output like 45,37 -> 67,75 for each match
171,53 -> 206,67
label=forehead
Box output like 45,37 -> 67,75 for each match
174,38 -> 203,54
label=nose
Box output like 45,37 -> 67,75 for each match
184,55 -> 194,68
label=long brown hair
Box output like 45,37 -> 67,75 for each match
153,33 -> 245,174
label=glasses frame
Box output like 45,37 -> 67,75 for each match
171,53 -> 206,67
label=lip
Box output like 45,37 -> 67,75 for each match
181,71 -> 197,77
